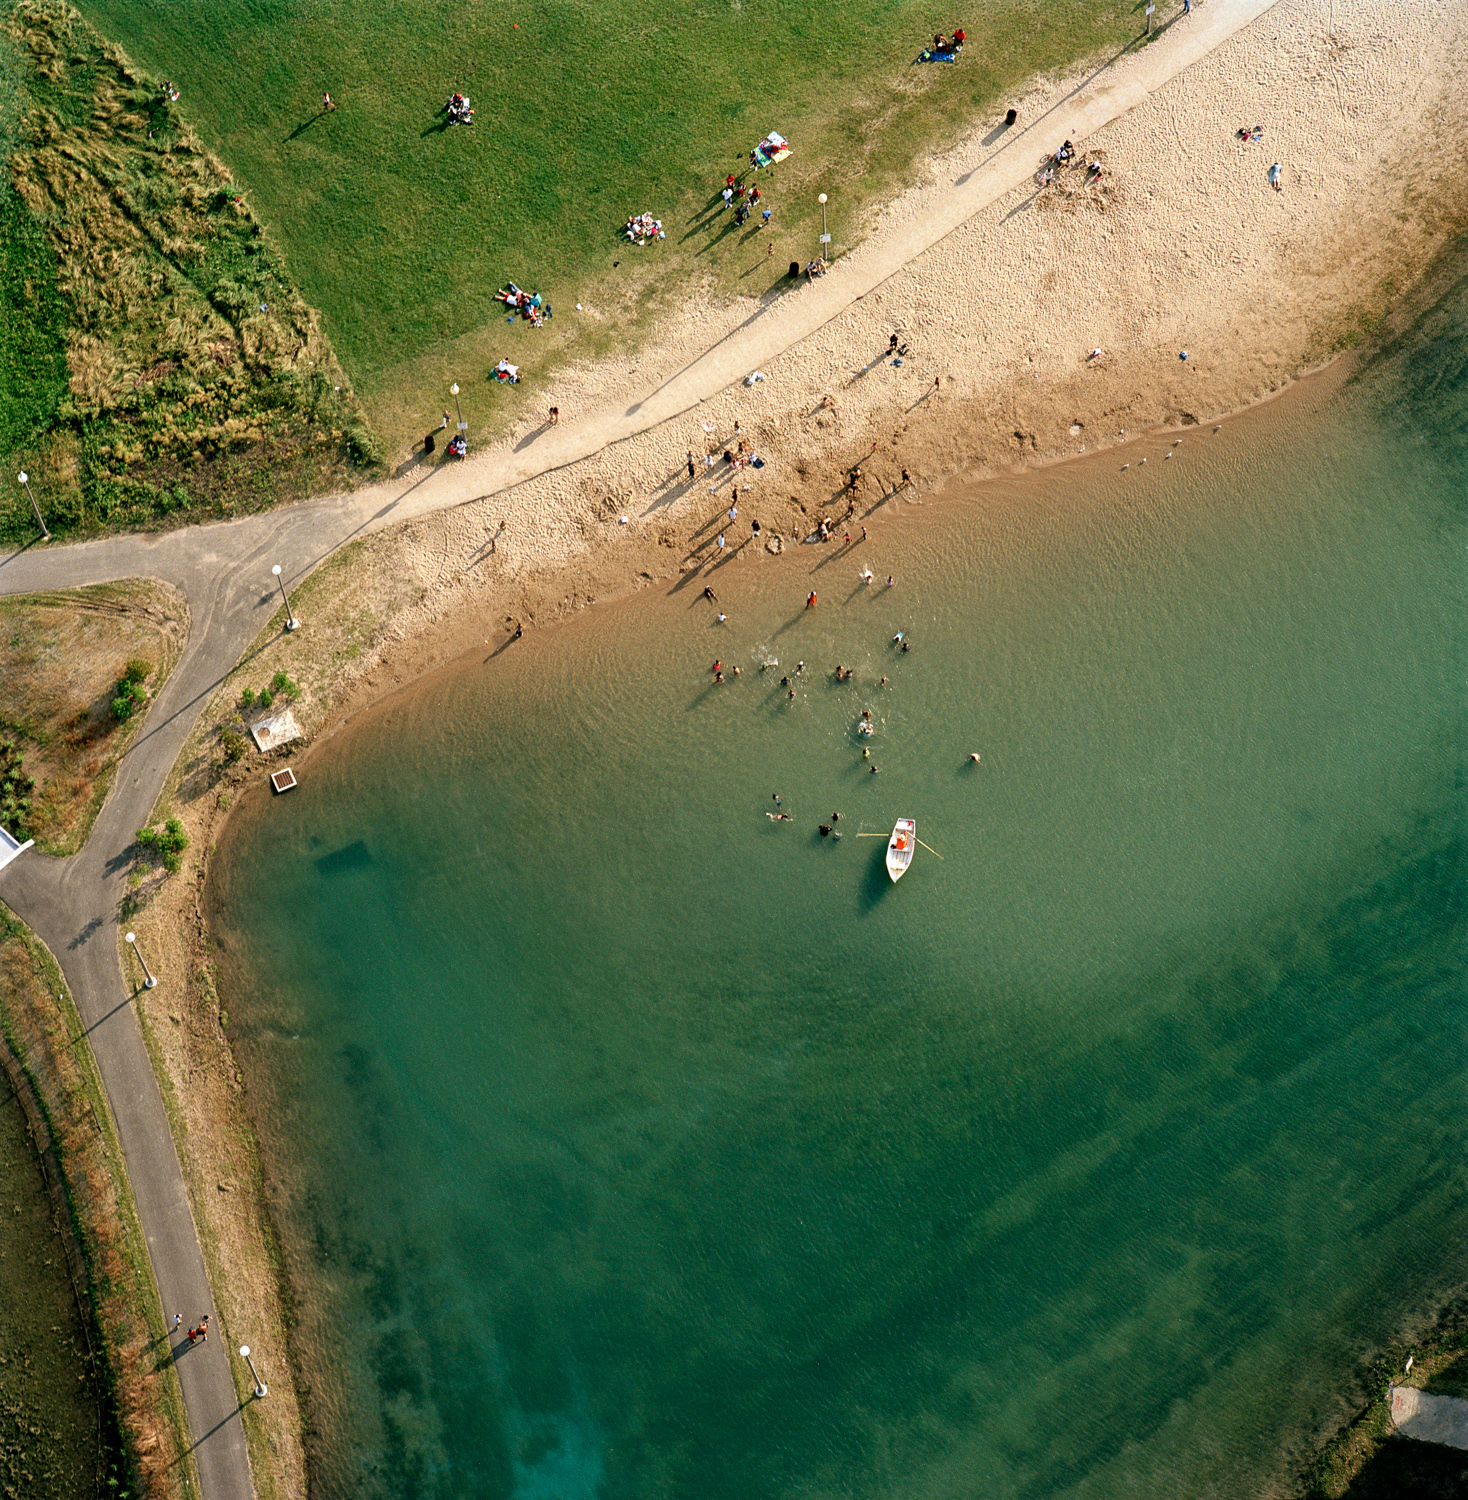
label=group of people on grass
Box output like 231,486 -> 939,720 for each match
719,176 -> 772,230
446,92 -> 474,125
919,25 -> 966,61
495,282 -> 550,325
624,212 -> 666,243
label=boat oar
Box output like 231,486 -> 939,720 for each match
855,831 -> 887,837
915,838 -> 943,859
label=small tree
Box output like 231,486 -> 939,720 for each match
136,816 -> 189,874
111,659 -> 153,721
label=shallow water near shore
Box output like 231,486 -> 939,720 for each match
213,277 -> 1468,1498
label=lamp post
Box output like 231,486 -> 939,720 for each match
16,472 -> 50,542
817,194 -> 830,257
125,931 -> 158,989
450,382 -> 465,435
271,565 -> 299,632
240,1345 -> 268,1399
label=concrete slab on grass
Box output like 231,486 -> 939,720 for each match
249,708 -> 301,753
1390,1386 -> 1468,1449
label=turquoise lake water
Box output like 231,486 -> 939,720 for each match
211,267 -> 1468,1499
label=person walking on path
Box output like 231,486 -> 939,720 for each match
688,451 -> 697,480
549,407 -> 560,425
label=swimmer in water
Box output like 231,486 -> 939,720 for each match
886,576 -> 895,588
870,764 -> 880,774
901,640 -> 911,653
772,793 -> 781,805
732,665 -> 741,676
880,676 -> 888,686
788,689 -> 796,699
819,824 -> 832,837
893,632 -> 903,644
781,676 -> 790,686
969,752 -> 982,764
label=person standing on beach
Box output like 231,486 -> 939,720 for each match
687,451 -> 697,479
549,406 -> 559,425
1268,162 -> 1282,191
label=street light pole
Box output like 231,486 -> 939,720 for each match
817,193 -> 830,258
16,472 -> 50,541
125,932 -> 158,989
450,382 -> 465,435
271,565 -> 299,631
240,1345 -> 268,1399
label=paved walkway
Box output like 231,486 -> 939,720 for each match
0,5 -> 1277,1493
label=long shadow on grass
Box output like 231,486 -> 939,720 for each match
284,111 -> 328,142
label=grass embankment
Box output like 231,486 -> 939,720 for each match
1302,1299 -> 1468,1499
0,908 -> 195,1498
0,580 -> 186,853
72,0 -> 1145,442
0,0 -> 375,543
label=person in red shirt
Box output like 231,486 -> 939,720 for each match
952,27 -> 966,49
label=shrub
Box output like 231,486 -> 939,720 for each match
111,659 -> 153,720
111,678 -> 147,720
270,670 -> 300,700
257,688 -> 272,710
221,729 -> 245,763
240,687 -> 255,709
136,816 -> 189,873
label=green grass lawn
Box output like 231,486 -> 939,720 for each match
72,0 -> 1144,442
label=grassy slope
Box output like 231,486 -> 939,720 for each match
73,0 -> 1144,437
0,0 -> 375,542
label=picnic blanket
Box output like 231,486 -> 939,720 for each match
918,48 -> 958,63
751,131 -> 791,168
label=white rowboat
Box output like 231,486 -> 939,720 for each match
886,818 -> 916,882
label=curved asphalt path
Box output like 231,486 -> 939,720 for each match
0,4 -> 1276,1492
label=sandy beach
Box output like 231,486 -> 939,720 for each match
113,1 -> 1468,1494
294,0 -> 1468,706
